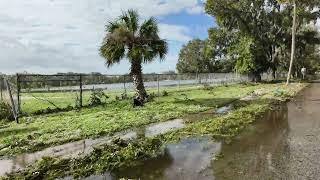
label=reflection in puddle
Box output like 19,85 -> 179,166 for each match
213,104 -> 289,179
0,119 -> 185,176
216,104 -> 234,114
84,137 -> 221,180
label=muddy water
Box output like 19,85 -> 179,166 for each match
84,83 -> 320,180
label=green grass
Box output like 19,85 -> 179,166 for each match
2,83 -> 307,180
0,83 -> 267,157
20,85 -> 200,114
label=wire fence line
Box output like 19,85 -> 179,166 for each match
2,73 -> 251,116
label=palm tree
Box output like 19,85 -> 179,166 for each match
100,9 -> 168,102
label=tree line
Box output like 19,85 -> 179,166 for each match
177,0 -> 320,82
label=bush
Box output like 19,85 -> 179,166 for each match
273,89 -> 290,99
0,101 -> 13,121
146,92 -> 157,102
162,90 -> 169,96
203,84 -> 214,90
89,89 -> 109,106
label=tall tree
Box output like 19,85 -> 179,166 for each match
176,39 -> 213,73
205,0 -> 281,81
277,0 -> 320,84
206,0 -> 320,81
100,10 -> 168,101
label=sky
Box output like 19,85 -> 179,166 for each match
0,0 -> 215,74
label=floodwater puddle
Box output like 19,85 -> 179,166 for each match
83,137 -> 222,180
184,104 -> 234,123
216,104 -> 234,114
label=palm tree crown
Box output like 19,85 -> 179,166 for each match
100,9 -> 168,67
100,9 -> 168,102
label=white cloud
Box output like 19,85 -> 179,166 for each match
159,24 -> 191,42
0,0 -> 203,74
186,6 -> 204,14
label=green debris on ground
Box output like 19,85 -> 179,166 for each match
3,138 -> 164,180
0,84 -> 267,157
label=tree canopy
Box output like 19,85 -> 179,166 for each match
176,0 -> 320,80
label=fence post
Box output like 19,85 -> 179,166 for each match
79,74 -> 83,107
0,76 -> 3,101
16,74 -> 21,115
178,74 -> 181,90
123,75 -> 127,95
6,80 -> 19,123
157,74 -> 160,101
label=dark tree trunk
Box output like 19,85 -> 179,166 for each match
248,72 -> 262,83
130,59 -> 147,101
272,69 -> 276,80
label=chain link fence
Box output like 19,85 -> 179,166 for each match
7,73 -> 250,115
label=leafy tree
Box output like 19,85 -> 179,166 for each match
205,0 -> 282,80
177,37 -> 235,74
176,39 -> 212,73
277,0 -> 320,84
100,10 -> 168,101
205,0 -> 320,81
206,28 -> 237,73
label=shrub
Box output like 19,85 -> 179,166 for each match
0,101 -> 13,121
273,89 -> 290,99
162,90 -> 169,96
146,92 -> 156,102
89,89 -> 109,106
203,83 -> 214,90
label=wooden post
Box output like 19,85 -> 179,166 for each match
79,74 -> 83,107
16,74 -> 21,115
6,80 -> 18,123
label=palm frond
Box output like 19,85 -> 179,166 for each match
120,9 -> 139,33
143,40 -> 168,63
100,38 -> 126,67
105,21 -> 121,33
140,17 -> 159,38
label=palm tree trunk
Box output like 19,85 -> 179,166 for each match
130,60 -> 147,101
286,0 -> 297,85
